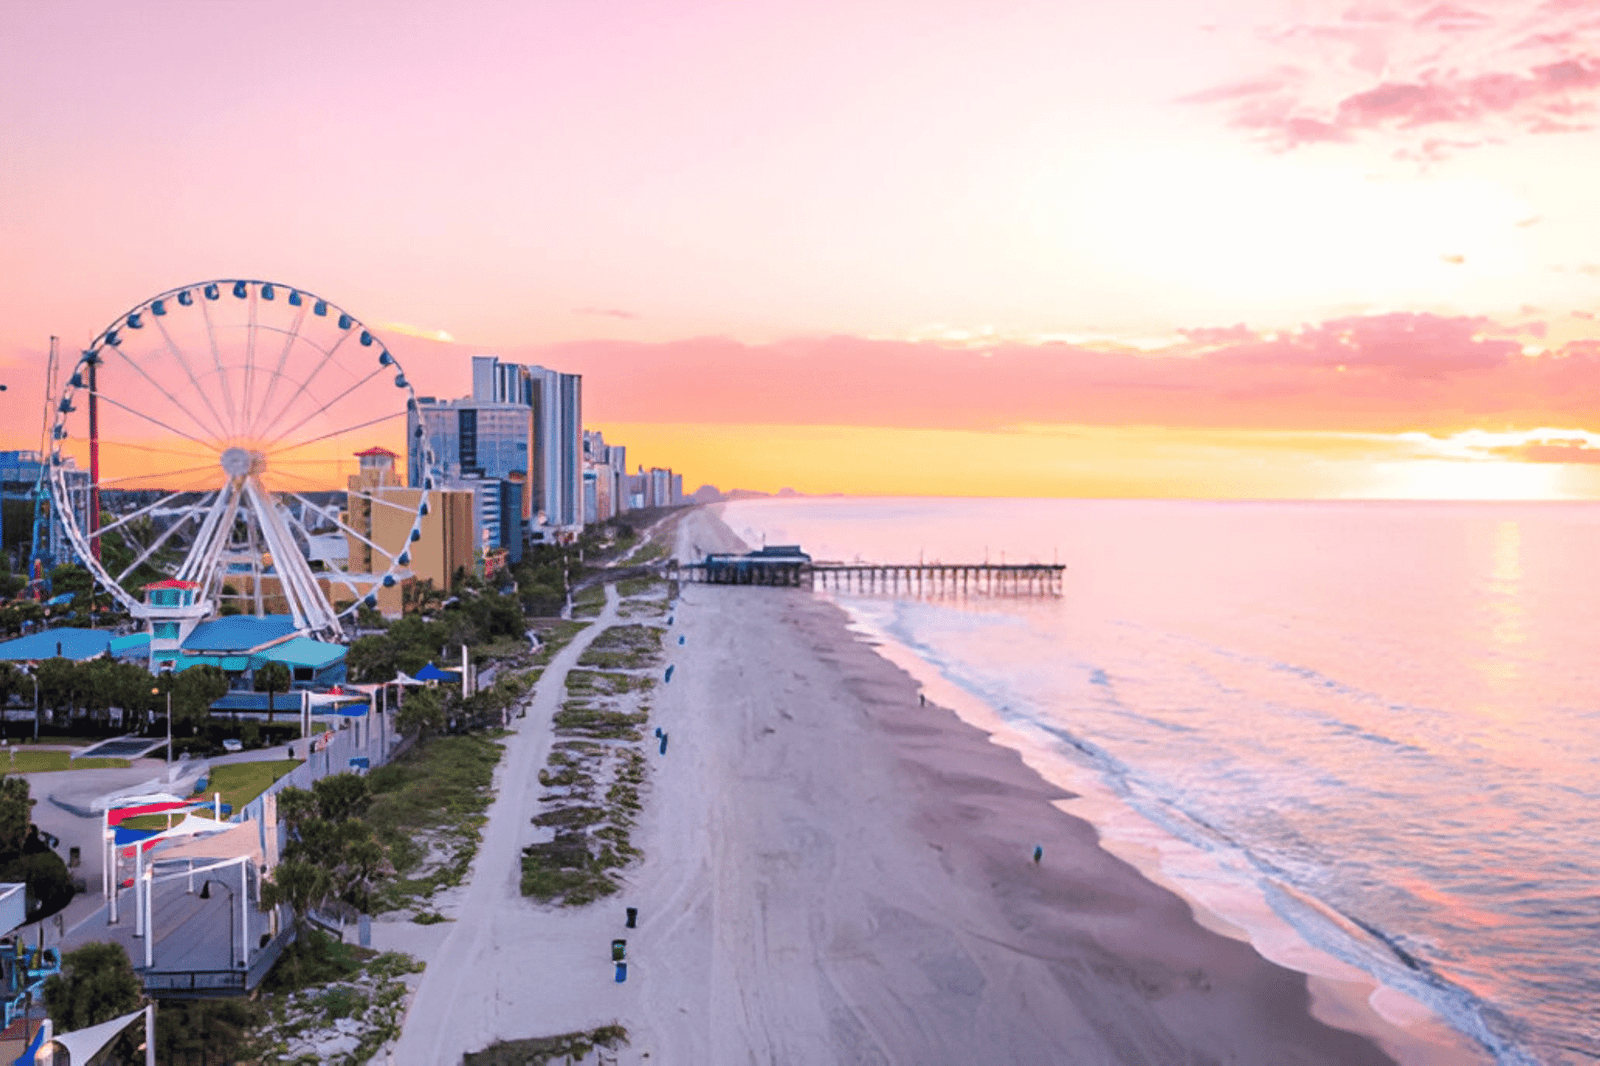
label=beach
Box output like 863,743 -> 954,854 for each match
387,506 -> 1475,1064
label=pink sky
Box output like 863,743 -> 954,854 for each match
4,0 -> 1600,497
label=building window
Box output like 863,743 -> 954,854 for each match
293,667 -> 314,682
153,622 -> 179,641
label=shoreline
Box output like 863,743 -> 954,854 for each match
832,599 -> 1492,1066
604,507 -> 1423,1062
381,505 -> 1489,1064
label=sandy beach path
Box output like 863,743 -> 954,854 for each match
389,584 -> 623,1064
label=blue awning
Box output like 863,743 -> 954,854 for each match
413,663 -> 460,682
113,826 -> 157,846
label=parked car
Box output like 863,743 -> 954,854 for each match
221,739 -> 243,753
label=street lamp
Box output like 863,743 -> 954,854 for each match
28,669 -> 38,741
197,879 -> 238,970
151,671 -> 172,764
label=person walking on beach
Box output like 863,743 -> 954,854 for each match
1033,845 -> 1043,864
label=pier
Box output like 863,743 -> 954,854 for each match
673,558 -> 1064,596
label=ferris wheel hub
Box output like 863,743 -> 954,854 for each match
219,447 -> 264,478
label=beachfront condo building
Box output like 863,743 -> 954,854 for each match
408,354 -> 585,539
346,448 -> 476,610
583,429 -> 628,524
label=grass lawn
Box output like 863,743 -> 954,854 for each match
1,751 -> 130,772
190,759 -> 301,812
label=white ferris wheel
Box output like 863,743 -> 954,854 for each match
48,279 -> 439,642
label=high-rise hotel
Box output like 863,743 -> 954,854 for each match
407,355 -> 585,544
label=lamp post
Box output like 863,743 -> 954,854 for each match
198,878 -> 237,971
151,671 -> 172,764
28,669 -> 38,741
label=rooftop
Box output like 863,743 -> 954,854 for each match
181,615 -> 300,654
0,628 -> 115,662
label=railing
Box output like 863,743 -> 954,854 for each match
142,918 -> 296,996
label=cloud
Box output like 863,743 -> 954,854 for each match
1185,0 -> 1600,154
577,307 -> 638,320
451,310 -> 1600,437
1178,324 -> 1259,345
379,322 -> 456,343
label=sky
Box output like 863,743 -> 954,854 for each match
4,0 -> 1600,499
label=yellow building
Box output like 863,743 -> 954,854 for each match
345,448 -> 475,612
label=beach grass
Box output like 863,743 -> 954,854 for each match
576,624 -> 664,670
532,620 -> 590,666
523,746 -> 646,905
572,584 -> 607,620
190,758 -> 300,812
616,575 -> 664,597
464,1024 -> 628,1066
367,732 -> 505,909
0,751 -> 130,772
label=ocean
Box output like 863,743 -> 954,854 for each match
718,496 -> 1600,1066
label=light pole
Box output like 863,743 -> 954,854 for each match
198,878 -> 237,971
151,671 -> 172,764
29,669 -> 38,741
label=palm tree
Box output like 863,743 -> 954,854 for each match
253,661 -> 291,725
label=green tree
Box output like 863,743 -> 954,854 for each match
345,634 -> 397,683
253,661 -> 291,724
46,563 -> 93,601
34,657 -> 83,726
0,599 -> 44,638
311,773 -> 372,823
170,665 -> 230,734
42,942 -> 142,1032
396,686 -> 446,743
0,662 -> 24,715
154,999 -> 262,1066
260,859 -> 334,965
0,775 -> 32,855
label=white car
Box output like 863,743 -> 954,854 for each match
221,739 -> 243,753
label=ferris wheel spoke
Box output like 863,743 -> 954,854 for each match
256,324 -> 357,443
288,493 -> 403,569
94,389 -> 222,454
346,489 -> 427,517
247,301 -> 308,440
150,312 -> 233,443
102,343 -> 228,446
115,507 -> 203,585
240,288 -> 260,436
95,460 -> 221,489
259,364 -> 389,453
199,296 -> 242,438
94,490 -> 199,539
95,437 -> 218,463
267,410 -> 404,462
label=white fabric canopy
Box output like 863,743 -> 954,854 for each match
152,813 -> 231,840
149,821 -> 262,864
48,1006 -> 147,1064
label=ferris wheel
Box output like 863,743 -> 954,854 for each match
48,279 -> 439,641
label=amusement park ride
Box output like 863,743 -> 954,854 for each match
37,279 -> 438,644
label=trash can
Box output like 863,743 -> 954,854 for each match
614,962 -> 628,983
611,939 -> 627,962
625,907 -> 637,929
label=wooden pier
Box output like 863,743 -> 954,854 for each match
673,559 -> 1064,597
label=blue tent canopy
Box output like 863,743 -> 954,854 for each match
113,826 -> 158,846
413,663 -> 460,682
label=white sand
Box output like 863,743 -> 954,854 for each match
386,508 -> 1458,1065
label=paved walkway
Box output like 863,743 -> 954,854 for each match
391,585 -> 622,1064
